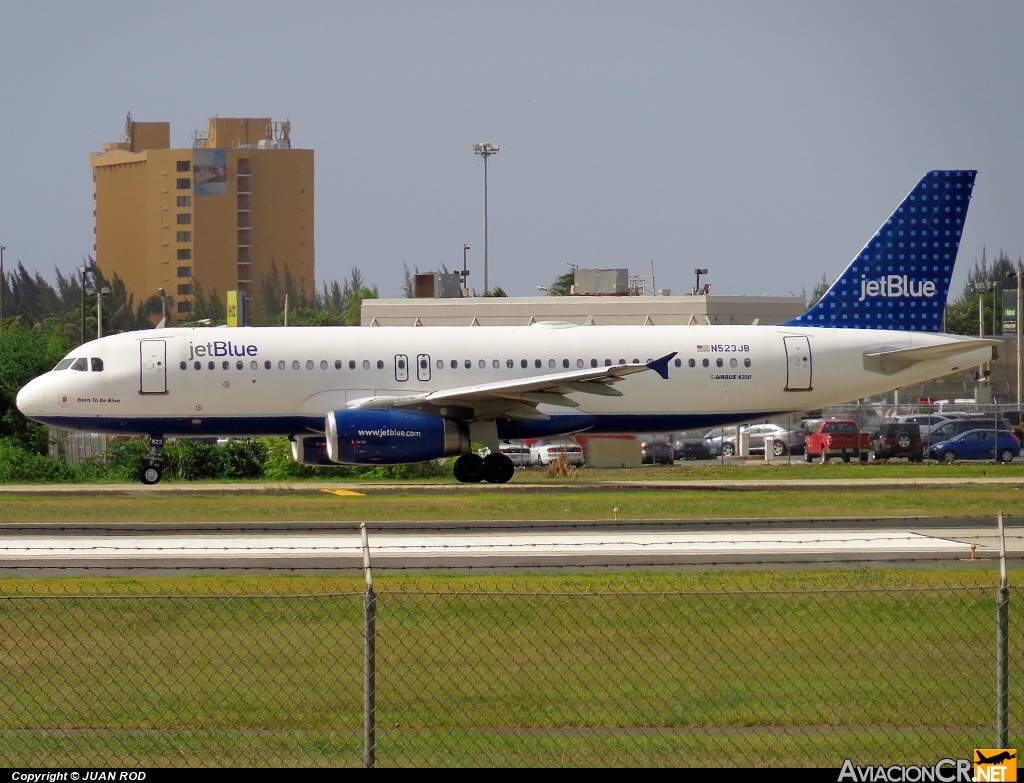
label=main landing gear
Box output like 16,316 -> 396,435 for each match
453,452 -> 515,484
139,435 -> 165,485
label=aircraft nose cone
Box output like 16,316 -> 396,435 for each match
16,378 -> 48,417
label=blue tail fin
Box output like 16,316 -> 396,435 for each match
782,170 -> 976,331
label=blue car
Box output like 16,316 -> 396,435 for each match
927,429 -> 1021,464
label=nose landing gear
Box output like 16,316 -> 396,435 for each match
139,436 -> 165,485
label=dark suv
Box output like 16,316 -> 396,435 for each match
872,422 -> 924,462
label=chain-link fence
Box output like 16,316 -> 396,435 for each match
0,564 -> 1018,767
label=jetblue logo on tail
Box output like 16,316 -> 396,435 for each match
858,275 -> 937,302
783,170 -> 976,332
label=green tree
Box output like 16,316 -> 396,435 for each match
943,248 -> 1016,335
190,279 -> 226,324
546,270 -> 575,297
0,319 -> 71,453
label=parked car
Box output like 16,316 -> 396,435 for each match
872,421 -> 924,462
922,416 -> 1014,448
704,423 -> 805,457
803,419 -> 872,463
888,413 -> 955,428
639,434 -> 674,465
529,438 -> 586,467
672,430 -> 712,460
498,442 -> 532,467
927,429 -> 1021,464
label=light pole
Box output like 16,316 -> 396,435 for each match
79,262 -> 97,345
157,287 -> 170,328
96,286 -> 110,338
472,142 -> 499,295
1009,264 -> 1023,422
0,244 -> 5,335
694,268 -> 709,294
1017,265 -> 1023,422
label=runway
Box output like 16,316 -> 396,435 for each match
0,519 -> 1014,573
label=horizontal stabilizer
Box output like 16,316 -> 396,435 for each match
863,338 -> 998,375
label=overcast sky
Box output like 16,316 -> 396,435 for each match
2,1 -> 1022,303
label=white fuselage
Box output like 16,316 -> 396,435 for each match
16,322 -> 994,441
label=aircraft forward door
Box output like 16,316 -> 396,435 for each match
783,336 -> 812,391
139,339 -> 168,394
395,354 -> 409,382
416,354 -> 431,382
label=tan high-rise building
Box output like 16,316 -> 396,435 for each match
90,114 -> 314,325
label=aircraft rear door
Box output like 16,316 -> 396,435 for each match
139,339 -> 168,394
783,336 -> 812,391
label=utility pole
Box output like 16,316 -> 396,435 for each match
472,142 -> 499,294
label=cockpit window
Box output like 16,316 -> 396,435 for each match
70,358 -> 88,372
53,358 -> 74,371
90,358 -> 104,372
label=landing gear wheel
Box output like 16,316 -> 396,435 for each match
453,454 -> 485,483
482,453 -> 515,484
139,435 -> 166,485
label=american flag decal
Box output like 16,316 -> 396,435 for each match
697,345 -> 710,352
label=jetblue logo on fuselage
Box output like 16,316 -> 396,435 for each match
188,340 -> 258,360
858,275 -> 937,302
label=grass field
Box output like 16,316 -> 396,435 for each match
1,478 -> 1023,524
0,469 -> 1019,766
0,570 -> 1013,767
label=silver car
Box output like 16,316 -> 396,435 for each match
705,423 -> 805,457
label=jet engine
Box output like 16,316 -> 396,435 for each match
290,437 -> 334,466
324,409 -> 471,465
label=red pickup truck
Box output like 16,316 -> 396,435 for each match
803,419 -> 871,463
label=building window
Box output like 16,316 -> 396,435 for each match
176,249 -> 191,261
177,301 -> 192,314
178,284 -> 191,296
177,213 -> 192,225
177,266 -> 192,277
176,178 -> 191,189
176,161 -> 190,172
177,196 -> 191,208
176,231 -> 191,242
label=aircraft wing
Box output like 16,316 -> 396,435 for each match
347,352 -> 676,421
863,338 -> 999,375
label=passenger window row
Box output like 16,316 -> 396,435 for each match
175,355 -> 755,372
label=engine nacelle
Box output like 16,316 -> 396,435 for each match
325,409 -> 471,465
290,437 -> 335,466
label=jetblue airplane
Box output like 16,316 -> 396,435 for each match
17,170 -> 996,485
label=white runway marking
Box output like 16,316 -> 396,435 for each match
0,530 -> 969,560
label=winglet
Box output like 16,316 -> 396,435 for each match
647,352 -> 676,380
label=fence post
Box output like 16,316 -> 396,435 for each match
997,512 -> 1009,748
361,521 -> 377,768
